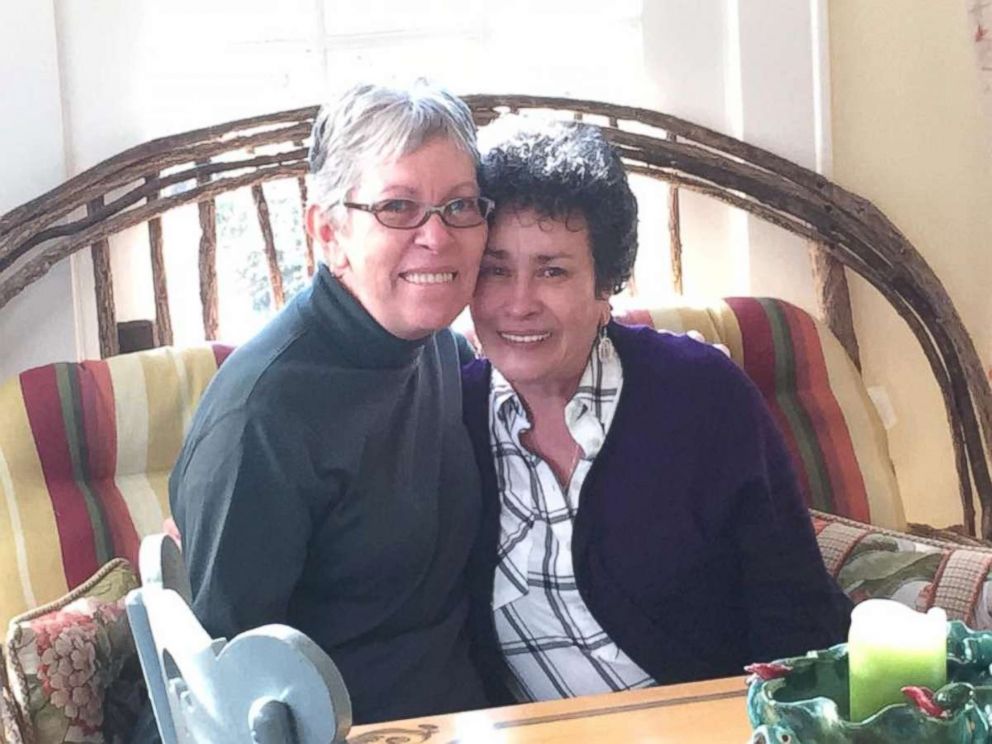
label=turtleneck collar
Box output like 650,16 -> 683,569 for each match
300,264 -> 430,369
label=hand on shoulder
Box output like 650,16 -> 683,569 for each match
661,328 -> 731,359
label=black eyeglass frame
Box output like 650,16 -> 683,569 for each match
337,196 -> 495,230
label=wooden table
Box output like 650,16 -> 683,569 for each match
346,676 -> 753,743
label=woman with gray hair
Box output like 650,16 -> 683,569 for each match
168,80 -> 495,725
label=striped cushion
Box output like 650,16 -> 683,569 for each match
0,345 -> 233,629
614,298 -> 904,530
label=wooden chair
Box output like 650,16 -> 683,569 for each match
125,534 -> 352,744
2,95 -> 988,536
4,89 -> 992,744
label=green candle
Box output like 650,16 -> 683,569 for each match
848,599 -> 947,722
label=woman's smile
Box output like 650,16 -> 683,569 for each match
399,270 -> 458,285
498,331 -> 553,344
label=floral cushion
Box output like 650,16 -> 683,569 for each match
3,559 -> 140,744
1,659 -> 25,744
812,510 -> 992,629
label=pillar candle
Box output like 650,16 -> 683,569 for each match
847,599 -> 947,722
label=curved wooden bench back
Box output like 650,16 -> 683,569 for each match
1,95 -> 989,536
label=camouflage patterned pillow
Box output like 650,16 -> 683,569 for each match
3,559 -> 139,744
812,510 -> 992,629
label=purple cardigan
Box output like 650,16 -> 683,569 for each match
462,322 -> 851,695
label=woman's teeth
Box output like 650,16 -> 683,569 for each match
499,332 -> 551,344
402,272 -> 455,285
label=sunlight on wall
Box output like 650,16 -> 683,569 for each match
830,0 -> 992,528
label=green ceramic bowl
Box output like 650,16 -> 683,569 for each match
746,621 -> 992,743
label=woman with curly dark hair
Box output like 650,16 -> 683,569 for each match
462,117 -> 851,703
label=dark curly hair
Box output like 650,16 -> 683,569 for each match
478,117 -> 638,296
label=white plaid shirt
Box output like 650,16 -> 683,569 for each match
489,344 -> 656,701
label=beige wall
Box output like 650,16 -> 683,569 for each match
830,1 -> 992,528
0,0 -> 76,382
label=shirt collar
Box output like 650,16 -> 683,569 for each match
491,366 -> 521,419
300,264 -> 429,369
489,336 -> 623,460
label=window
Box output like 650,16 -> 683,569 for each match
99,1 -> 698,344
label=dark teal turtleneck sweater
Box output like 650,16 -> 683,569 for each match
169,265 -> 487,723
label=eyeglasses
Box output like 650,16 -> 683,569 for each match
338,196 -> 495,230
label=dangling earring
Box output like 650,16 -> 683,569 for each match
596,318 -> 615,362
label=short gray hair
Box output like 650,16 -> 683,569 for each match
308,80 -> 479,213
